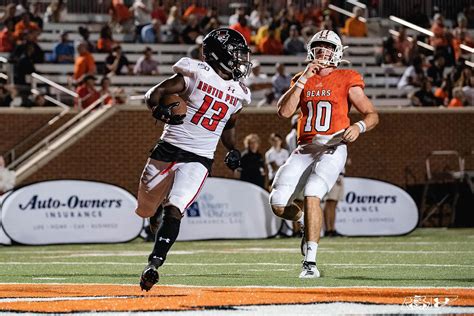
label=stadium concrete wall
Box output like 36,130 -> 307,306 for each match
1,107 -> 473,194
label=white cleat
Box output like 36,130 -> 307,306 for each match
299,261 -> 320,278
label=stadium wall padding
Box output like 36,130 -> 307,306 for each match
1,107 -> 473,193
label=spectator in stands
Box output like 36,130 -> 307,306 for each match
141,19 -> 162,43
462,75 -> 474,107
109,0 -> 133,34
0,21 -> 15,53
187,35 -> 203,61
411,80 -> 438,107
427,53 -> 446,88
453,66 -> 472,88
183,0 -> 207,20
397,55 -> 425,90
244,60 -> 272,107
44,0 -> 66,23
73,42 -> 96,81
105,45 -> 132,76
0,156 -> 16,194
29,2 -> 43,30
24,93 -> 53,107
434,76 -> 453,106
259,25 -> 283,55
315,0 -> 340,29
200,7 -> 220,34
14,12 -> 40,40
429,13 -> 454,66
165,6 -> 182,43
393,27 -> 414,65
283,25 -> 306,55
13,43 -> 35,86
230,15 -> 252,45
265,133 -> 289,187
237,133 -> 265,189
151,0 -> 167,24
52,31 -> 75,64
407,3 -> 430,29
452,15 -> 474,61
341,7 -> 367,37
100,77 -> 125,105
0,4 -> 19,27
249,4 -> 270,31
75,74 -> 100,109
10,30 -> 44,64
97,25 -> 117,53
181,14 -> 202,44
448,87 -> 465,108
278,19 -> 291,44
0,78 -> 16,107
133,0 -> 152,42
229,5 -> 247,26
272,63 -> 291,101
78,26 -> 95,53
134,46 -> 159,75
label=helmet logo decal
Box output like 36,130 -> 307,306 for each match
215,30 -> 230,44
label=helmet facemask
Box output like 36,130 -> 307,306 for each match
308,41 -> 339,67
232,49 -> 251,80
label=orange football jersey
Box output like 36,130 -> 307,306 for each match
292,69 -> 364,144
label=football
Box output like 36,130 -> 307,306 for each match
159,94 -> 187,116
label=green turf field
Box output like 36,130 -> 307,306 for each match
1,228 -> 473,288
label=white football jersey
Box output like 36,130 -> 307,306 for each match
160,57 -> 251,159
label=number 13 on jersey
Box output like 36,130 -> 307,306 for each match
303,100 -> 333,132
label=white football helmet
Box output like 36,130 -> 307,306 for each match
306,30 -> 348,67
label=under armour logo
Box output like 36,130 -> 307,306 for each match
307,247 -> 312,251
158,237 -> 170,243
228,87 -> 235,93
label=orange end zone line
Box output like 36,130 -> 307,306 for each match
0,284 -> 472,313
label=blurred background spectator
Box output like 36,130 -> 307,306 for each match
74,42 -> 96,82
0,20 -> 15,53
283,25 -> 306,55
105,45 -> 132,76
397,55 -> 426,91
411,79 -> 438,107
244,60 -> 273,107
0,78 -> 16,107
230,15 -> 252,45
78,26 -> 96,53
265,133 -> 289,188
75,74 -> 100,109
97,25 -> 116,53
44,0 -> 66,23
272,63 -> 291,102
236,133 -> 265,189
341,7 -> 367,37
134,47 -> 159,75
187,35 -> 203,60
165,5 -> 182,43
427,53 -> 446,88
181,14 -> 201,44
132,0 -> 152,42
448,87 -> 465,108
100,77 -> 125,105
141,19 -> 162,43
52,31 -> 74,64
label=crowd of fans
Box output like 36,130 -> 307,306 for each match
0,0 -> 472,108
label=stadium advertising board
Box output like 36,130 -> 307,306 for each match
335,177 -> 418,236
178,178 -> 281,240
1,180 -> 142,245
0,191 -> 12,245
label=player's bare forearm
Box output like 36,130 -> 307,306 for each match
277,85 -> 303,118
221,112 -> 239,150
144,74 -> 186,110
349,86 -> 379,131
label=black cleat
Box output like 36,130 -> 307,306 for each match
140,264 -> 159,291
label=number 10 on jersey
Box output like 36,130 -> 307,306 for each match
303,100 -> 332,132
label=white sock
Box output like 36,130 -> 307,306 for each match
305,241 -> 318,263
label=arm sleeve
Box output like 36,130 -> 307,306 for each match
172,57 -> 197,95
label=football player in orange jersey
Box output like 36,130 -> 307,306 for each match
269,30 -> 379,278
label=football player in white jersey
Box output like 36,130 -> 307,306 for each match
136,28 -> 252,291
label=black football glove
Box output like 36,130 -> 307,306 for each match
151,102 -> 185,125
224,149 -> 241,170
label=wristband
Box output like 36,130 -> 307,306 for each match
295,82 -> 305,89
297,76 -> 307,84
355,120 -> 367,133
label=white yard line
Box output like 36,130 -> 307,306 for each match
1,262 -> 473,268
